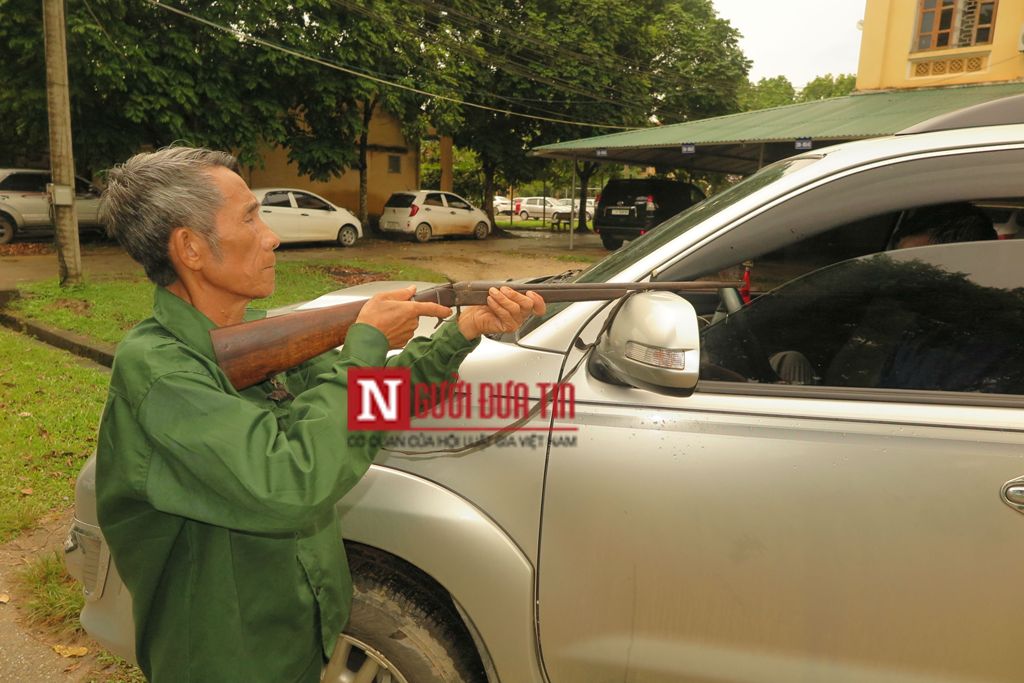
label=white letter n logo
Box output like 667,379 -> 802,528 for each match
347,367 -> 411,430
356,378 -> 403,422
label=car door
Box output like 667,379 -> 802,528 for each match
291,191 -> 337,241
1,172 -> 50,226
443,193 -> 475,235
421,192 -> 450,234
258,190 -> 303,242
74,176 -> 101,225
538,145 -> 1024,683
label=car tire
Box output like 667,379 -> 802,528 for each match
519,210 -> 529,220
414,223 -> 432,243
336,224 -> 358,247
473,222 -> 488,240
333,545 -> 486,683
0,216 -> 15,244
601,234 -> 623,250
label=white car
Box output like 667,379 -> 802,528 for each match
0,168 -> 102,243
252,188 -> 362,247
554,197 -> 594,221
517,196 -> 560,220
380,190 -> 490,242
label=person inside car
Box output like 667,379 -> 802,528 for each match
768,202 -> 997,385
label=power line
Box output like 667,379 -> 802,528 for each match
146,0 -> 641,131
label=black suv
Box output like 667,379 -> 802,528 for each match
593,178 -> 705,250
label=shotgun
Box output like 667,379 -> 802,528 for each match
211,280 -> 738,390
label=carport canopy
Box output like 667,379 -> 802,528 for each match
532,82 -> 1024,176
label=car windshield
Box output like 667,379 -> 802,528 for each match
511,156 -> 821,339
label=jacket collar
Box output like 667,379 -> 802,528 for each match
151,286 -> 265,363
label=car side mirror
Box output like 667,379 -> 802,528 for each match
591,291 -> 701,396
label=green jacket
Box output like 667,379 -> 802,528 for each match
96,287 -> 478,683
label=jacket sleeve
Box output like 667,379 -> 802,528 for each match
386,320 -> 480,385
290,319 -> 479,392
138,323 -> 390,535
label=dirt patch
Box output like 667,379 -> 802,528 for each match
53,299 -> 91,316
0,244 -> 55,257
316,265 -> 390,286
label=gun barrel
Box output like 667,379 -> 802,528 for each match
443,280 -> 741,306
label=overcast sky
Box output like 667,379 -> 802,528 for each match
711,0 -> 868,88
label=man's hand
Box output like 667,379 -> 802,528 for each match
356,286 -> 452,349
457,286 -> 546,340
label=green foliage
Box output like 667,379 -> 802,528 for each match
0,327 -> 108,541
738,72 -> 857,113
799,73 -> 857,102
420,140 -> 490,204
738,76 -> 798,111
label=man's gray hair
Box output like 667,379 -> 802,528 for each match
100,146 -> 240,286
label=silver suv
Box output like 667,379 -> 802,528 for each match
0,169 -> 102,243
66,96 -> 1024,682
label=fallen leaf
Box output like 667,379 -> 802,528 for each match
17,412 -> 32,418
52,644 -> 89,658
0,593 -> 10,604
20,488 -> 33,496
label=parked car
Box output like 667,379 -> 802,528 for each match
67,97 -> 1024,682
517,196 -> 560,220
252,188 -> 362,247
380,190 -> 490,242
0,168 -> 102,243
593,177 -> 705,250
552,197 -> 593,222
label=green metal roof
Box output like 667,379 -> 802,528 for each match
533,81 -> 1024,175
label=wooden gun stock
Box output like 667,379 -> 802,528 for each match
211,280 -> 737,391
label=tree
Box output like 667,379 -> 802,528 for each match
738,76 -> 797,112
799,73 -> 857,102
453,0 -> 749,234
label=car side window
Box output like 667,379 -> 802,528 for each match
261,191 -> 291,208
1,172 -> 49,192
424,193 -> 444,207
445,194 -> 470,210
294,192 -> 330,211
699,236 -> 1024,396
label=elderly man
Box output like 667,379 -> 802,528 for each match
95,146 -> 543,683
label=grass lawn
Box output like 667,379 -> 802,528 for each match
494,218 -> 594,231
0,327 -> 108,542
11,258 -> 447,346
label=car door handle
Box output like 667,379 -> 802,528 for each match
300,213 -> 309,216
262,209 -> 271,213
450,211 -> 456,215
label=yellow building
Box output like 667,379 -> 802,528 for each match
243,107 -> 419,221
857,0 -> 1024,91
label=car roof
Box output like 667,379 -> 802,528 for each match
0,168 -> 50,175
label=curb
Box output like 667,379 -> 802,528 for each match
0,294 -> 115,368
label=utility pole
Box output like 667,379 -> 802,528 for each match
42,0 -> 82,285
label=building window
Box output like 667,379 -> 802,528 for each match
914,0 -> 999,51
969,1 -> 998,45
387,155 -> 401,174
